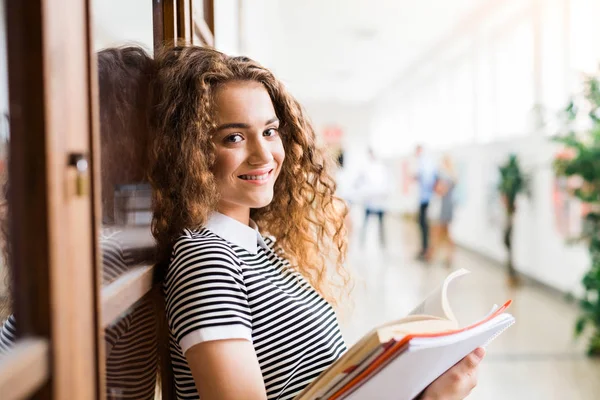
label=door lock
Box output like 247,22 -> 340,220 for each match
68,153 -> 89,196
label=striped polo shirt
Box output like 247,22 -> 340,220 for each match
165,212 -> 347,399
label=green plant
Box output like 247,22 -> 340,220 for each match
553,71 -> 600,356
497,154 -> 528,284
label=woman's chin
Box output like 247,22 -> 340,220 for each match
249,194 -> 274,209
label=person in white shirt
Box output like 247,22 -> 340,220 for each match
358,148 -> 392,247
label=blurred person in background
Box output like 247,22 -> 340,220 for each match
333,148 -> 356,237
428,154 -> 457,267
414,145 -> 437,261
0,46 -> 159,400
357,148 -> 392,247
148,45 -> 484,400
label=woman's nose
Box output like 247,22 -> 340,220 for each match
248,138 -> 274,165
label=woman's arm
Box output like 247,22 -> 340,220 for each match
186,339 -> 267,400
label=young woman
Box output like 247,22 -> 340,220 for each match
149,45 -> 485,400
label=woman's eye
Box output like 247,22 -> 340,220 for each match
264,128 -> 278,137
225,134 -> 243,143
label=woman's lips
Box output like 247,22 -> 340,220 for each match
238,169 -> 273,184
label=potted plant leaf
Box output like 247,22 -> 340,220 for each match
553,71 -> 600,356
498,154 -> 527,286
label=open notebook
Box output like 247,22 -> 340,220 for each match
295,269 -> 515,400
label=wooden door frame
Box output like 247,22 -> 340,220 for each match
5,0 -> 100,398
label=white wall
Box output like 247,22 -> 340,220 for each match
92,0 -> 153,52
302,101 -> 373,176
303,101 -> 371,147
215,0 -> 241,56
449,137 -> 588,295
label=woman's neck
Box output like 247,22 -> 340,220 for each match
216,203 -> 250,226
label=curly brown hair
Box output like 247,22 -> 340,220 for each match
97,46 -> 156,224
149,46 -> 350,305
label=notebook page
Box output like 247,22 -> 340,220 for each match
408,268 -> 470,320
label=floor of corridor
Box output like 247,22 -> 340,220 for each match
339,211 -> 600,400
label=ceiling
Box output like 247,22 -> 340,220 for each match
91,0 -> 487,105
241,0 -> 486,104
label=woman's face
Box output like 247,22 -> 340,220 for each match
211,80 -> 285,223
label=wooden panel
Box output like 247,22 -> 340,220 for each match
101,264 -> 155,327
45,0 -> 98,396
203,0 -> 214,34
177,0 -> 193,43
6,1 -> 52,398
156,0 -> 178,49
6,0 -> 99,398
0,339 -> 50,400
85,1 -> 106,397
153,0 -> 166,52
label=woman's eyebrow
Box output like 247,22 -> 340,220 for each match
216,118 -> 279,131
215,122 -> 250,131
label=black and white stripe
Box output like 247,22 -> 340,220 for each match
165,228 -> 347,400
0,313 -> 16,354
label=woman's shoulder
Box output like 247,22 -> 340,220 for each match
169,228 -> 243,271
0,314 -> 17,354
173,227 -> 231,251
261,234 -> 286,256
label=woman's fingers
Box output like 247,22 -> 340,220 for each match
421,348 -> 486,400
463,347 -> 486,370
457,348 -> 485,393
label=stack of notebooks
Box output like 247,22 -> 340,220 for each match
295,269 -> 515,400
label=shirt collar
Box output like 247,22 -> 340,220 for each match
204,212 -> 269,255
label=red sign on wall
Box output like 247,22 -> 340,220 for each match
322,125 -> 343,145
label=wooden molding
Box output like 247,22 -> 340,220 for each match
155,0 -> 178,50
84,1 -> 105,398
194,18 -> 214,47
177,0 -> 193,44
0,339 -> 49,400
101,265 -> 155,328
203,0 -> 214,34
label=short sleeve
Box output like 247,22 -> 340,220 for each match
165,236 -> 252,354
0,314 -> 17,355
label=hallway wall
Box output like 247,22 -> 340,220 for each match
303,100 -> 373,180
448,136 -> 588,296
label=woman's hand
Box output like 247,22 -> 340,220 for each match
420,347 -> 485,400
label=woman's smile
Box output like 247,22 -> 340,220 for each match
238,168 -> 275,184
